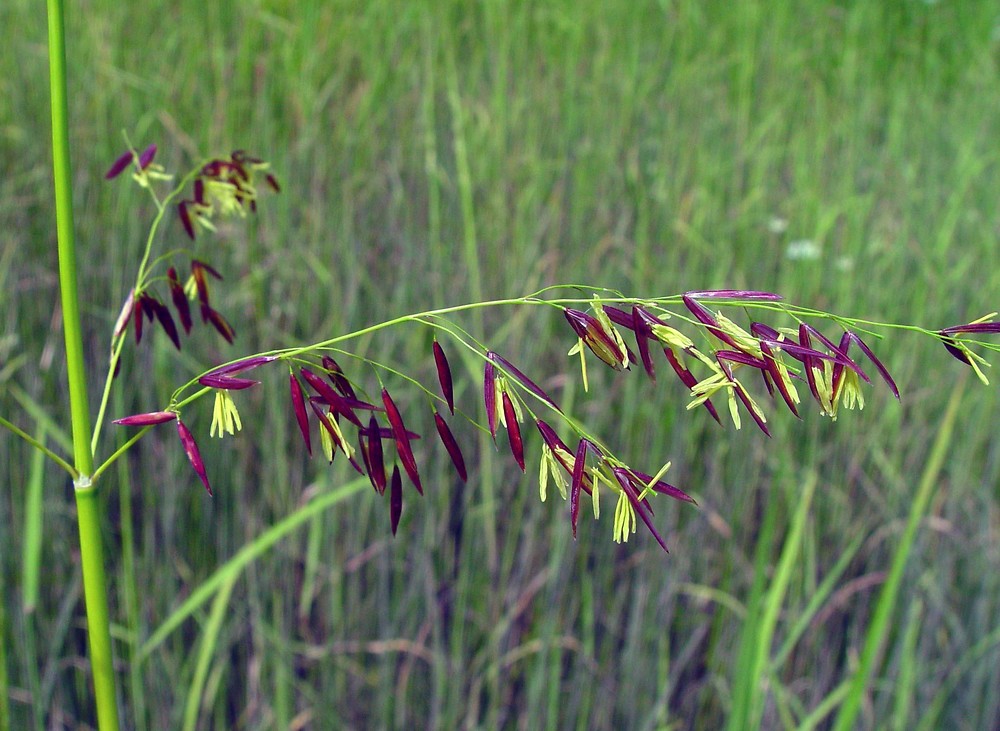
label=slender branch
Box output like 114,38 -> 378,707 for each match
92,428 -> 150,482
90,166 -> 201,458
167,292 -> 1000,406
132,165 -> 203,289
0,415 -> 76,477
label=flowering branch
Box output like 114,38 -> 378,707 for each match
14,141 -> 1000,553
92,165 -> 998,550
10,121 -> 1000,729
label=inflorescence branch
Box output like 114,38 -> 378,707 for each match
33,143 -> 1000,552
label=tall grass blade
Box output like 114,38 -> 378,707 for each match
734,471 -> 818,729
727,482 -> 780,731
139,478 -> 367,660
890,598 -> 922,731
114,393 -> 147,731
181,571 -> 237,731
21,425 -> 47,614
832,378 -> 966,731
297,512 -> 324,622
0,553 -> 9,731
916,624 -> 1000,731
796,679 -> 851,731
769,530 -> 865,672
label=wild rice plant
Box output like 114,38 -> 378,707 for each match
7,0 -> 997,728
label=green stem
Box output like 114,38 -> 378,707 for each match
46,0 -> 120,727
46,0 -> 91,471
74,484 -> 120,727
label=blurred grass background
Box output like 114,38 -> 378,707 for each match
2,0 -> 1000,728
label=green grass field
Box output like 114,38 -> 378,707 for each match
3,0 -> 1000,728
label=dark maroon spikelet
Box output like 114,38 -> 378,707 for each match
191,260 -> 223,307
201,305 -> 236,344
321,356 -> 357,400
198,374 -> 258,390
601,305 -> 635,331
488,351 -> 560,411
289,373 -> 312,456
178,200 -> 196,240
940,321 -> 1000,335
300,366 -> 342,402
749,322 -> 781,341
167,267 -> 192,333
207,355 -> 278,377
434,412 -> 467,482
632,306 -> 656,381
563,308 -> 629,369
381,389 -> 422,495
713,356 -> 771,437
798,325 -> 870,382
797,325 -> 822,406
940,336 -> 973,365
484,358 -> 498,439
682,294 -> 740,350
150,299 -> 181,349
113,411 -> 178,427
137,143 -> 157,170
389,465 -> 403,536
366,415 -> 387,494
433,340 -> 454,414
829,331 -> 853,405
536,419 -> 572,456
715,350 -> 768,371
357,429 -> 374,487
759,340 -> 799,417
843,331 -> 899,399
132,295 -> 145,344
502,392 -> 524,472
300,368 -> 363,427
105,150 -> 134,180
176,420 -> 212,496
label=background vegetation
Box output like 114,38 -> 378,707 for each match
2,0 -> 1000,728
